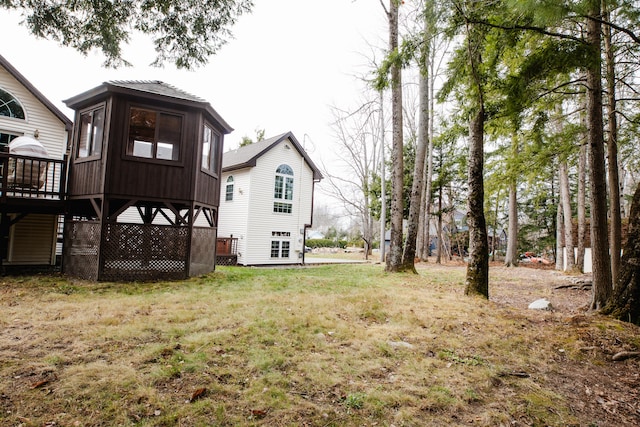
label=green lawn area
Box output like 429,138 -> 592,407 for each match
0,264 -> 638,426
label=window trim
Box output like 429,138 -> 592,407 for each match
0,87 -> 26,120
123,103 -> 186,166
201,122 -> 221,177
273,164 -> 294,214
75,102 -> 106,163
225,175 -> 234,201
270,239 -> 291,259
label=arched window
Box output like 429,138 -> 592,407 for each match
225,176 -> 234,201
0,88 -> 25,119
273,164 -> 293,214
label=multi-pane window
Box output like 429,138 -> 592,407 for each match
273,164 -> 293,214
127,107 -> 182,161
270,241 -> 280,258
202,124 -> 220,172
77,106 -> 105,158
0,88 -> 25,119
273,202 -> 292,214
270,240 -> 290,258
281,241 -> 290,258
225,176 -> 234,201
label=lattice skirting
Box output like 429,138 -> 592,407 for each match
189,227 -> 217,276
62,221 -> 101,281
100,223 -> 189,281
216,255 -> 238,266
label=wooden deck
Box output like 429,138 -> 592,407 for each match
0,152 -> 67,214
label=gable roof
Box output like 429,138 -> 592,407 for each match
64,80 -> 233,134
0,54 -> 73,131
222,131 -> 323,181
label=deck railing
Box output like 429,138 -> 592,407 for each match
216,236 -> 238,255
0,152 -> 67,201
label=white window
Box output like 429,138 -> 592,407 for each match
270,240 -> 290,258
0,88 -> 25,119
225,176 -> 234,201
273,164 -> 293,214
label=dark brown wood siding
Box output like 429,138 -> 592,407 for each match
193,117 -> 223,206
67,90 -> 226,207
195,172 -> 219,206
103,98 -> 197,202
68,159 -> 104,196
67,98 -> 111,197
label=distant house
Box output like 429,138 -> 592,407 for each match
0,54 -> 72,267
307,230 -> 325,240
218,132 -> 323,265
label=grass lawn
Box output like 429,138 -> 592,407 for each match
0,264 -> 638,426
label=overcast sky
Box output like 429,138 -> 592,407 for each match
1,0 -> 387,164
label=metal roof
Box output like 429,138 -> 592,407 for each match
107,80 -> 207,103
64,80 -> 233,134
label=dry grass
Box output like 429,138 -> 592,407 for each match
0,264 -> 638,426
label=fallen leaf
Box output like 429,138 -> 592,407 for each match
189,387 -> 207,402
30,379 -> 50,389
251,409 -> 269,418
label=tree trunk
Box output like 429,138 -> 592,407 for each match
436,186 -> 443,264
463,15 -> 489,298
504,182 -> 518,267
603,5 -> 621,284
465,105 -> 489,298
556,192 -> 564,271
385,0 -> 404,272
379,90 -> 387,264
586,1 -> 613,309
420,41 -> 437,262
577,141 -> 587,271
559,160 -> 576,271
401,52 -> 430,272
601,184 -> 640,325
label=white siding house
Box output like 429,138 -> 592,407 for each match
218,132 -> 323,265
0,54 -> 72,266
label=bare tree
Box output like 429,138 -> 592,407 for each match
322,100 -> 381,259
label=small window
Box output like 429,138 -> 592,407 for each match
273,164 -> 294,214
202,124 -> 220,172
77,106 -> 105,159
271,241 -> 280,258
0,88 -> 25,119
273,202 -> 292,214
281,241 -> 290,258
127,107 -> 182,161
225,176 -> 234,201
